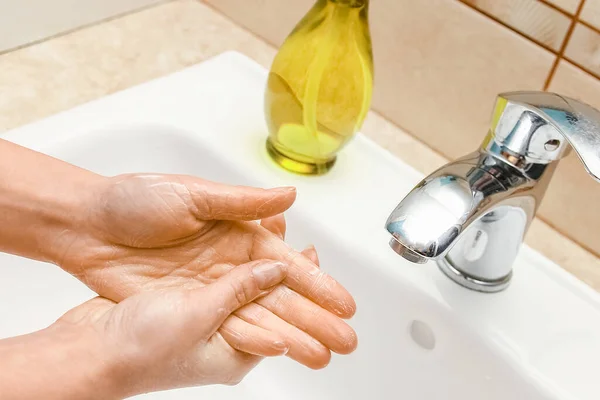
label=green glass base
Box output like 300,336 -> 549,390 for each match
265,139 -> 336,176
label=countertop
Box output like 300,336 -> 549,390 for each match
0,0 -> 598,290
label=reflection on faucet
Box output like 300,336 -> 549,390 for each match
385,91 -> 600,293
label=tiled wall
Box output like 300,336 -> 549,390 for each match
205,0 -> 600,257
462,0 -> 600,82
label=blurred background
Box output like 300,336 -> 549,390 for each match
1,0 -> 599,269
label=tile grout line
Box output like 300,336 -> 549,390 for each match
539,0 -> 600,37
457,1 -> 600,85
562,55 -> 600,79
544,0 -> 588,90
538,0 -> 576,17
579,19 -> 600,35
457,0 -> 561,54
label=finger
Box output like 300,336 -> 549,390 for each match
260,214 -> 286,239
191,260 -> 287,332
219,315 -> 289,357
301,245 -> 319,267
256,286 -> 357,355
251,227 -> 356,319
235,303 -> 331,370
180,176 -> 297,221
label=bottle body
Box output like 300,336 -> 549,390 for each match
264,0 -> 373,175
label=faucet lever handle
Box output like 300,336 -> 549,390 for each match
491,91 -> 600,182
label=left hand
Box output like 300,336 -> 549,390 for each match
56,174 -> 357,369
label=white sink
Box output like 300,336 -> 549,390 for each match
2,51 -> 600,400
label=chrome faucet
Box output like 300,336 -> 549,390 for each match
385,91 -> 600,292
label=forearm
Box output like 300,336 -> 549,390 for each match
0,325 -> 120,400
0,139 -> 105,263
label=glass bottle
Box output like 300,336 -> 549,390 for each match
264,0 -> 373,175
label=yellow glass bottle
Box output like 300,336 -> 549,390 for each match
264,0 -> 373,175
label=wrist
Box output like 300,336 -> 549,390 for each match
49,323 -> 125,400
0,323 -> 124,400
0,139 -> 109,266
62,324 -> 131,400
40,173 -> 109,267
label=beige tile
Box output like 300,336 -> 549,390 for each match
564,22 -> 600,77
204,0 -> 313,47
370,0 -> 555,159
361,112 -> 448,175
0,0 -> 277,131
545,0 -> 581,13
546,60 -> 600,256
581,0 -> 600,30
549,59 -> 600,105
527,219 -> 600,290
462,0 -> 571,51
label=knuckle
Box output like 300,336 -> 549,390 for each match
227,275 -> 255,307
236,303 -> 267,324
198,190 -> 213,216
307,271 -> 330,298
271,286 -> 292,309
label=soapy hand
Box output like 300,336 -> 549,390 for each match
55,260 -> 290,398
58,174 -> 357,369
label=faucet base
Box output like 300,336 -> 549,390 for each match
437,257 -> 512,293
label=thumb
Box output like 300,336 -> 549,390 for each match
192,260 -> 287,333
180,176 -> 296,220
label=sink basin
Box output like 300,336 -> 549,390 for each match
1,51 -> 600,399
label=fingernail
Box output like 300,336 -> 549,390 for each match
253,261 -> 287,289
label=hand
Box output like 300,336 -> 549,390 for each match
1,260 -> 290,400
57,174 -> 357,369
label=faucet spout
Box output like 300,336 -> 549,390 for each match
388,237 -> 428,264
385,151 -> 550,292
385,91 -> 600,293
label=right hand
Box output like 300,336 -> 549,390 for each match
58,260 -> 291,398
